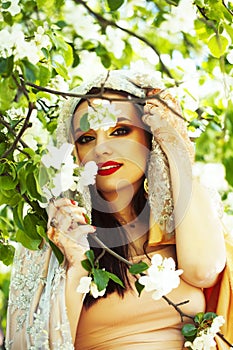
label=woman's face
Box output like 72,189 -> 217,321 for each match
72,93 -> 151,199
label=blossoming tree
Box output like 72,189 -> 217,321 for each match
0,0 -> 233,347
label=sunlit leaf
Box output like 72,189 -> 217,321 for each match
208,34 -> 229,58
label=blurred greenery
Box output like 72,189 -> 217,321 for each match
0,0 -> 233,339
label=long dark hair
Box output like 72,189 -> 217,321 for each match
72,87 -> 152,307
84,183 -> 150,307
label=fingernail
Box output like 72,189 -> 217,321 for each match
70,199 -> 76,205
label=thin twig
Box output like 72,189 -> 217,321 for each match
91,234 -> 134,267
162,295 -> 194,322
216,332 -> 233,347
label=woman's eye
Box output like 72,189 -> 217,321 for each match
111,126 -> 131,136
76,135 -> 95,144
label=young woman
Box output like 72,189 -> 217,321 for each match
6,70 -> 227,349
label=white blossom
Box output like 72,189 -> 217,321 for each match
51,162 -> 77,197
185,315 -> 225,350
209,315 -> 225,335
3,0 -> 21,16
40,143 -> 97,205
139,254 -> 183,300
77,161 -> 98,193
41,143 -> 75,170
185,332 -> 216,350
34,26 -> 51,50
0,24 -> 40,63
87,100 -> 121,131
76,276 -> 106,298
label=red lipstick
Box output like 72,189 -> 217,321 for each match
98,161 -> 122,176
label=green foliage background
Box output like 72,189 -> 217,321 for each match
0,0 -> 233,337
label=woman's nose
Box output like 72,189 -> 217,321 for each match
94,134 -> 112,157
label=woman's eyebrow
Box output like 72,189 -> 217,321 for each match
74,117 -> 133,134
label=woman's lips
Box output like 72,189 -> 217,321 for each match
97,161 -> 122,176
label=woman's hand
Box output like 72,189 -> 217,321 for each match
143,89 -> 195,162
47,197 -> 96,268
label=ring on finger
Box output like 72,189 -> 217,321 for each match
50,217 -> 58,228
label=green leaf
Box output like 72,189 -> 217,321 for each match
106,271 -> 124,288
129,261 -> 149,275
208,34 -> 229,58
93,269 -> 109,291
107,0 -> 124,11
0,244 -> 15,265
52,61 -> 69,80
38,64 -> 52,86
85,249 -> 95,267
0,56 -> 14,77
22,60 -> 39,82
194,312 -> 204,324
81,258 -> 92,272
12,201 -> 24,231
49,240 -> 64,264
36,225 -> 47,239
181,323 -> 197,338
0,190 -> 21,207
63,43 -> 73,67
26,172 -> 42,201
203,312 -> 217,320
16,229 -> 41,250
80,113 -> 90,131
223,156 -> 233,187
0,175 -> 18,190
135,280 -> 144,296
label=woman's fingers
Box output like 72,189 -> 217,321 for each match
47,198 -> 87,230
47,224 -> 96,259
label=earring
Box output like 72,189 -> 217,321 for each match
144,178 -> 148,194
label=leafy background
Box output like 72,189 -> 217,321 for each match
0,0 -> 233,342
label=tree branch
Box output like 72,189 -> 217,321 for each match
24,80 -> 185,120
1,102 -> 35,158
0,115 -> 30,149
73,0 -> 174,80
222,0 -> 233,16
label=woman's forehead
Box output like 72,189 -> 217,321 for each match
73,93 -> 144,130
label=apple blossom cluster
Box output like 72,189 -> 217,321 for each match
80,100 -> 121,131
184,315 -> 225,350
0,23 -> 51,64
40,142 -> 97,207
138,254 -> 183,300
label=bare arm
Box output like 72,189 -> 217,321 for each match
143,90 -> 226,288
169,161 -> 226,288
